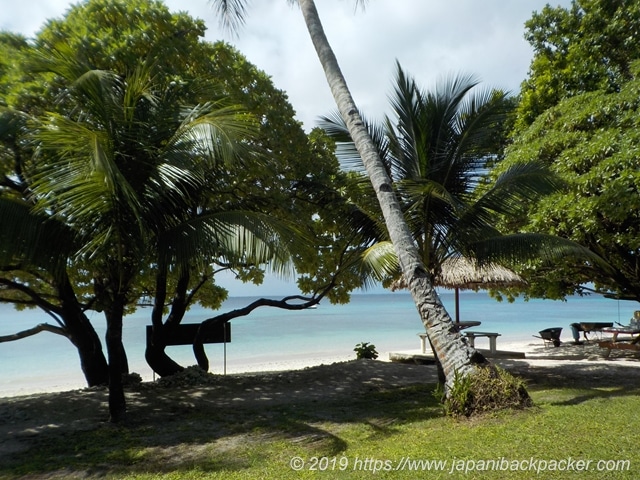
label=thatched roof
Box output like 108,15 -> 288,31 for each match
391,257 -> 526,291
436,257 -> 526,290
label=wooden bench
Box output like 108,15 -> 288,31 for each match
464,331 -> 501,354
417,322 -> 483,353
146,323 -> 231,376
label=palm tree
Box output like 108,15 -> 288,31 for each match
320,63 -> 561,284
28,50 -> 290,421
209,0 -> 526,412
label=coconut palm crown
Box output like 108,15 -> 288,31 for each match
321,62 -> 562,284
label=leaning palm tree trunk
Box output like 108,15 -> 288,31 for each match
298,0 -> 486,391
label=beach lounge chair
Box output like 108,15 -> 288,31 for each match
598,337 -> 640,358
533,327 -> 562,348
597,321 -> 640,357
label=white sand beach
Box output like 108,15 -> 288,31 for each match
2,336 -> 639,399
4,292 -> 638,398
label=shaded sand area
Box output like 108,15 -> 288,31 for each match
0,360 -> 435,461
495,339 -> 640,387
1,339 -> 640,465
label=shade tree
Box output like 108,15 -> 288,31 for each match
496,64 -> 640,301
0,0 -> 369,422
496,0 -> 639,301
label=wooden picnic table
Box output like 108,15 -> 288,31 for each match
417,321 -> 481,353
463,331 -> 501,354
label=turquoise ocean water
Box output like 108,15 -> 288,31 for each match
0,291 -> 637,395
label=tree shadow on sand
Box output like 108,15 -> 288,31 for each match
2,357 -> 639,477
0,361 -> 442,477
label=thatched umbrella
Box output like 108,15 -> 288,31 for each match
437,257 -> 526,323
392,257 -> 526,323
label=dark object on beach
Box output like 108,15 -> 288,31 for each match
570,322 -> 613,342
534,328 -> 563,347
146,323 -> 231,376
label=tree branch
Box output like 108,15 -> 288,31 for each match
193,286 -> 334,371
184,273 -> 210,307
0,323 -> 68,343
0,278 -> 62,313
0,278 -> 65,326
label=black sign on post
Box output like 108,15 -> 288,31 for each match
146,323 -> 231,346
146,323 -> 231,375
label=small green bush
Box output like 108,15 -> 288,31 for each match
122,372 -> 142,386
441,365 -> 533,417
354,342 -> 379,360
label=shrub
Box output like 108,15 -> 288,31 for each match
441,365 -> 532,417
354,342 -> 379,360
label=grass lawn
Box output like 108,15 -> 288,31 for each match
1,379 -> 638,479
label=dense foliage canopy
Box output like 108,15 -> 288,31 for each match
516,0 -> 640,130
499,0 -> 640,301
499,65 -> 640,300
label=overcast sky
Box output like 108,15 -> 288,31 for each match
4,0 -> 572,297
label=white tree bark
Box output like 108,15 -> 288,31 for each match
298,0 -> 486,387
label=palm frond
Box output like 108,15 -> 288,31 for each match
209,0 -> 250,34
451,89 -> 510,174
467,161 -> 563,220
359,241 -> 399,281
318,109 -> 389,173
157,210 -> 303,278
121,61 -> 159,124
26,40 -> 91,81
469,233 -> 614,274
0,198 -> 76,276
71,69 -> 123,128
31,114 -> 145,232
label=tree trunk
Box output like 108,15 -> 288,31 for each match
65,314 -> 110,386
193,318 -> 227,372
0,316 -> 109,387
57,275 -> 109,386
104,294 -> 127,423
145,262 -> 186,377
298,0 -> 490,392
145,324 -> 185,377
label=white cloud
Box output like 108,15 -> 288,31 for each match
5,0 -> 572,129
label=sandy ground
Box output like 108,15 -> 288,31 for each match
1,338 -> 639,460
493,339 -> 640,387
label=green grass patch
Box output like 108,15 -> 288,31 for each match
1,383 -> 639,479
